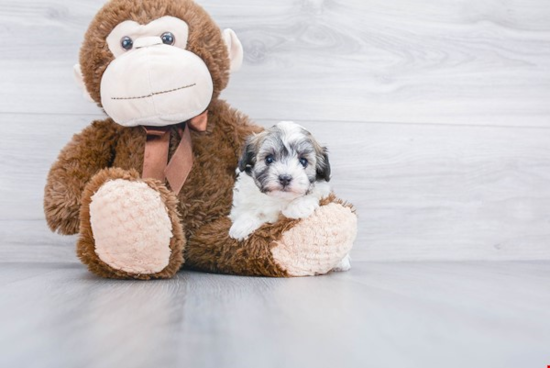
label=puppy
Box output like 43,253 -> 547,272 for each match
229,121 -> 351,271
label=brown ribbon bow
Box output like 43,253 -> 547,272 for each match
142,111 -> 208,194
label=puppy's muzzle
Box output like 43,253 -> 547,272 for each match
278,174 -> 292,187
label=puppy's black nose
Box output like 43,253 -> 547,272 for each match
278,174 -> 292,187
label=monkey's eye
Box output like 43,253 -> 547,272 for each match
265,155 -> 275,165
161,32 -> 175,45
299,158 -> 308,167
120,36 -> 133,50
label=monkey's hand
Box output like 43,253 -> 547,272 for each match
44,119 -> 119,235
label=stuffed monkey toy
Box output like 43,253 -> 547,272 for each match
44,0 -> 357,280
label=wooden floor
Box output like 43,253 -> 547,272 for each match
0,261 -> 549,368
1,0 -> 550,367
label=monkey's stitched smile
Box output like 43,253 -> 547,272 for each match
110,83 -> 196,100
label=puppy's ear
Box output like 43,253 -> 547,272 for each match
238,136 -> 258,174
315,146 -> 331,182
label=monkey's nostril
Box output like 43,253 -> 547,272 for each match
278,175 -> 292,187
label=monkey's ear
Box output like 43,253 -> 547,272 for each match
222,29 -> 243,72
73,64 -> 94,103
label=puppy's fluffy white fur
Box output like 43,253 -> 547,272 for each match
230,170 -> 332,239
229,121 -> 351,272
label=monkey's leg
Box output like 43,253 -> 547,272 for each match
185,194 -> 356,277
270,197 -> 357,276
77,168 -> 185,280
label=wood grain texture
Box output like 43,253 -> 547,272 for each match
1,0 -> 550,262
1,113 -> 550,261
0,261 -> 549,368
0,0 -> 549,125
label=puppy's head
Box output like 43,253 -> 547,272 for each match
238,121 -> 330,199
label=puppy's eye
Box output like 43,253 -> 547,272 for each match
265,155 -> 275,165
120,36 -> 133,50
161,32 -> 175,45
299,158 -> 308,167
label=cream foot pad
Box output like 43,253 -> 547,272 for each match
271,203 -> 357,276
89,179 -> 173,274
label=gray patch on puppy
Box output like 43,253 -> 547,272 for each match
238,121 -> 331,198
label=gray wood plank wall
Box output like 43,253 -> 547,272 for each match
1,0 -> 549,262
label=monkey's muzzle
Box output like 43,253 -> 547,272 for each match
100,37 -> 214,128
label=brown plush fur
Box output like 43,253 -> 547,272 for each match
185,193 -> 356,277
44,120 -> 122,235
44,0 -> 354,279
185,215 -> 295,277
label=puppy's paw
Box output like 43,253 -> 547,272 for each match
229,218 -> 262,241
282,197 -> 319,219
332,254 -> 352,272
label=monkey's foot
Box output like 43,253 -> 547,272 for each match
77,168 -> 184,280
271,202 -> 357,276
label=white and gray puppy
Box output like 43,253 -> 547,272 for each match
229,121 -> 331,241
229,121 -> 351,271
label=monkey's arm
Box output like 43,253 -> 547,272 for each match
44,119 -> 120,235
185,194 -> 356,277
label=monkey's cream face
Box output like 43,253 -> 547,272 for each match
239,121 -> 331,200
100,16 -> 213,127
